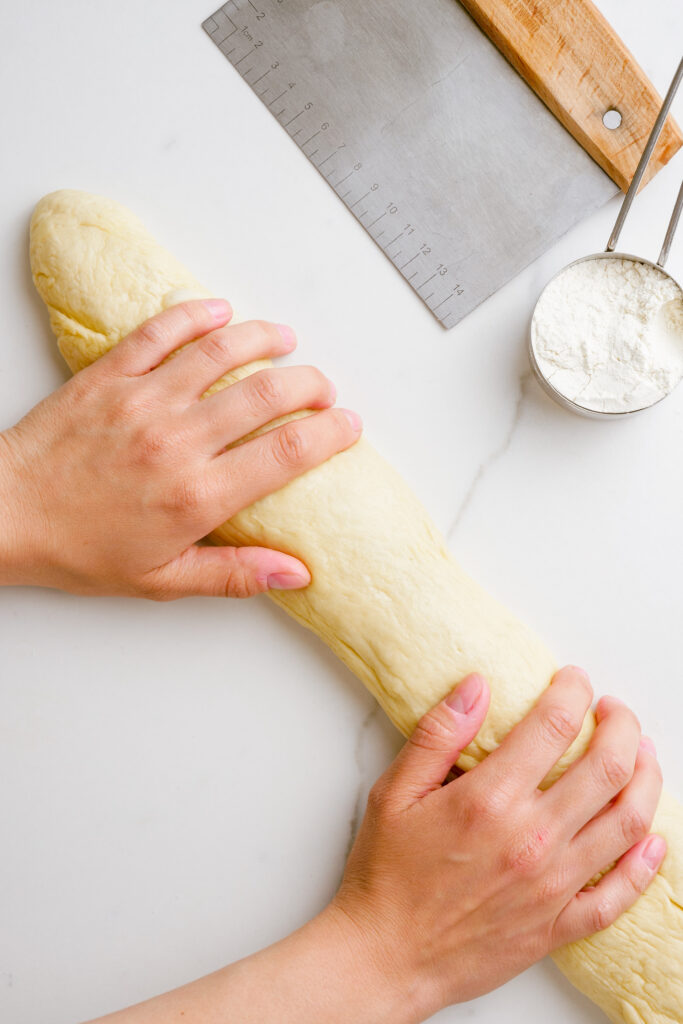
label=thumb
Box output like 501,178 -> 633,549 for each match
386,674 -> 490,804
146,545 -> 311,600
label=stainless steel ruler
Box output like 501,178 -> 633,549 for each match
202,0 -> 614,328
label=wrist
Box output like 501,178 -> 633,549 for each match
0,428 -> 47,586
314,899 -> 431,1024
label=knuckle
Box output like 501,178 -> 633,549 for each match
106,388 -> 150,426
505,826 -> 552,876
245,319 -> 274,345
165,477 -> 205,517
366,778 -> 391,818
541,703 -> 580,745
136,316 -> 168,348
409,711 -> 454,753
273,422 -> 308,468
224,567 -> 260,599
466,784 -> 508,824
619,805 -> 649,846
136,425 -> 171,464
198,329 -> 232,367
590,895 -> 617,933
536,870 -> 566,906
249,370 -> 283,411
596,748 -> 632,791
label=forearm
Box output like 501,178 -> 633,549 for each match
86,905 -> 425,1024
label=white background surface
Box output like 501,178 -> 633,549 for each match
1,2 -> 681,1022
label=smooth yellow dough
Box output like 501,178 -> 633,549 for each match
30,190 -> 683,1023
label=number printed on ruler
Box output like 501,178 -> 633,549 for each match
203,1 -> 466,327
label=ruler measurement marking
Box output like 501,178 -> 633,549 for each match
235,47 -> 255,66
334,170 -> 355,187
433,293 -> 454,311
283,108 -> 308,128
204,2 -> 456,326
350,190 -> 372,209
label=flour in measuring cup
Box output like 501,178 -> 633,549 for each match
531,257 -> 683,413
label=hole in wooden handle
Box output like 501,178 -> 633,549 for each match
603,108 -> 623,130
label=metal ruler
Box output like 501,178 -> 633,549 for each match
202,0 -> 615,328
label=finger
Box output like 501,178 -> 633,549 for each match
210,407 -> 362,511
188,366 -> 336,454
544,695 -> 641,834
567,742 -> 663,880
479,666 -> 593,793
552,833 -> 666,947
143,544 -> 311,600
381,675 -> 491,805
103,299 -> 233,376
152,320 -> 297,401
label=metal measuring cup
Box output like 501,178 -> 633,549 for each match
529,57 -> 683,419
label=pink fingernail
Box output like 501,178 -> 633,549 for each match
203,298 -> 232,321
446,675 -> 484,715
276,323 -> 296,350
267,571 -> 309,590
639,736 -> 657,756
327,379 -> 337,403
641,835 -> 666,870
340,409 -> 362,432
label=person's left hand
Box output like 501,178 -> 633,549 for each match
0,299 -> 362,598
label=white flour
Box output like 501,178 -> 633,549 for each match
531,257 -> 683,413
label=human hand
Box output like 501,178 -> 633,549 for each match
329,666 -> 665,1020
0,299 -> 361,598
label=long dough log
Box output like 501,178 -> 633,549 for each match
30,190 -> 683,1023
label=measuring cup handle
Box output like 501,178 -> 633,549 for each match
606,56 -> 683,254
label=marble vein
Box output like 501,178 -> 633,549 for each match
446,370 -> 531,542
343,702 -> 382,863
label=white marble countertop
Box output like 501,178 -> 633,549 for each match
1,2 -> 681,1021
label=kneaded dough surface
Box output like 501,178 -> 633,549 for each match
30,190 -> 683,1024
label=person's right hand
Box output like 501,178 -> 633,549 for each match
0,299 -> 362,599
327,666 -> 665,1021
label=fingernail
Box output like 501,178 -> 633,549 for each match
267,571 -> 310,591
641,835 -> 666,870
639,736 -> 657,756
203,298 -> 232,320
327,379 -> 337,403
275,323 -> 296,350
563,665 -> 589,680
446,674 -> 484,715
340,408 -> 362,432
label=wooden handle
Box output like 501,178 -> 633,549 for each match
459,0 -> 682,192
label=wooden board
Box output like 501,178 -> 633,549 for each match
460,0 -> 682,191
